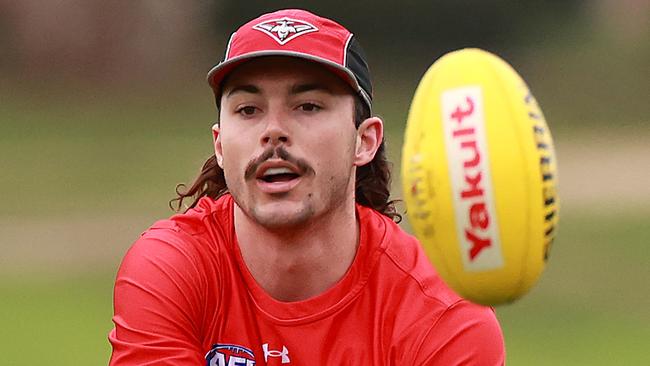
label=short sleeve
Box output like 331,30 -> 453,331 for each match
108,234 -> 207,366
414,300 -> 505,366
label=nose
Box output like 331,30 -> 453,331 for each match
260,111 -> 290,146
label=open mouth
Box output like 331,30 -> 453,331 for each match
251,157 -> 311,194
258,167 -> 301,183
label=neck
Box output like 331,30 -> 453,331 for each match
234,197 -> 359,302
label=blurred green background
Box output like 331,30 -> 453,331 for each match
1,1 -> 648,365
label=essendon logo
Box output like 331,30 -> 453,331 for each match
205,344 -> 256,366
442,87 -> 504,271
252,17 -> 318,45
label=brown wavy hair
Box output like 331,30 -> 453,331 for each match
170,97 -> 401,222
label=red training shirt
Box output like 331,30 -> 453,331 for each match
109,194 -> 504,365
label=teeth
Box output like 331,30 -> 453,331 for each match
263,167 -> 293,176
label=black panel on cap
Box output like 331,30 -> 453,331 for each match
345,37 -> 373,106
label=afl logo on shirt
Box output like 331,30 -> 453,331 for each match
205,344 -> 256,366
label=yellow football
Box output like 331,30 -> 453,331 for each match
401,48 -> 559,305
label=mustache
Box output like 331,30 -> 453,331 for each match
244,146 -> 314,181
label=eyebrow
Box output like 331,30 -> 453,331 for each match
290,83 -> 334,95
225,82 -> 335,98
225,84 -> 260,98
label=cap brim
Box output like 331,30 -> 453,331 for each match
207,51 -> 372,108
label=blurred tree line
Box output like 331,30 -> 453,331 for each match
0,0 -> 583,86
1,0 -> 647,127
216,1 -> 582,64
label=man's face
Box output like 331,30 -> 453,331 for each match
215,57 -> 362,230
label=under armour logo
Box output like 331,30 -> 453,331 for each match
262,343 -> 290,364
252,17 -> 318,45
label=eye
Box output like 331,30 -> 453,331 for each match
236,106 -> 258,116
298,103 -> 321,112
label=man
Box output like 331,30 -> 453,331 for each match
109,9 -> 504,365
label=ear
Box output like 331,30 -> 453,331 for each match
353,116 -> 383,167
212,123 -> 224,168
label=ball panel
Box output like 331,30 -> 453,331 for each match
467,85 -> 527,303
440,86 -> 504,273
482,53 -> 540,302
402,62 -> 465,294
486,52 -> 559,299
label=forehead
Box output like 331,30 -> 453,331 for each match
221,56 -> 354,96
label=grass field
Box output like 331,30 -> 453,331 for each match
1,211 -> 647,365
1,91 -> 648,365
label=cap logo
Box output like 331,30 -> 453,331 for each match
252,17 -> 318,45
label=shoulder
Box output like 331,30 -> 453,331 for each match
413,300 -> 505,365
359,206 -> 461,307
110,196 -> 234,365
148,194 -> 234,239
358,207 -> 504,364
133,194 -> 233,255
116,195 -> 234,293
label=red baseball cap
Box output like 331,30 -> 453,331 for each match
207,9 -> 373,110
